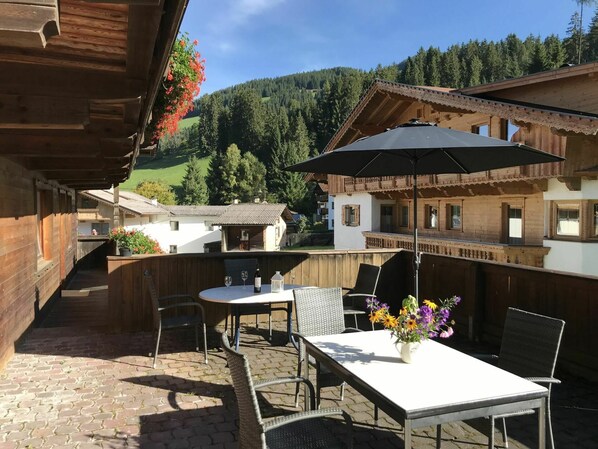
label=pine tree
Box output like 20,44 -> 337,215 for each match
197,93 -> 222,156
228,89 -> 265,159
424,47 -> 442,86
206,144 -> 241,205
564,12 -> 584,63
586,9 -> 598,61
528,40 -> 550,73
180,156 -> 208,205
440,46 -> 461,88
544,34 -> 566,68
237,152 -> 267,202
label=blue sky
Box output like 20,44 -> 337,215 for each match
180,0 -> 589,95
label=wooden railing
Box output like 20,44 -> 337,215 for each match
107,249 -> 598,379
77,208 -> 101,221
364,232 -> 550,268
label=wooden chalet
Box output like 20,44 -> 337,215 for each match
0,0 -> 189,369
323,63 -> 598,273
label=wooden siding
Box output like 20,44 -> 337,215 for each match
106,250 -> 598,377
107,251 -> 402,333
0,157 -> 77,369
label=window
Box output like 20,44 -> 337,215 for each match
472,123 -> 489,137
556,206 -> 580,236
169,245 -> 178,254
502,119 -> 520,142
91,222 -> 110,235
79,197 -> 98,209
170,221 -> 179,231
448,205 -> 461,230
594,204 -> 598,237
380,205 -> 394,232
240,229 -> 249,240
399,205 -> 409,228
425,205 -> 438,229
36,188 -> 53,261
343,205 -> 360,226
507,207 -> 523,244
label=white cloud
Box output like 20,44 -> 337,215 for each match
230,0 -> 286,25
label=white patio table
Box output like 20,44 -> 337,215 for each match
303,330 -> 548,449
199,284 -> 306,351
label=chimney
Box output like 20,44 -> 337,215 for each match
233,199 -> 240,205
151,198 -> 158,206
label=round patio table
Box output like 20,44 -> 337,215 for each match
199,284 -> 306,351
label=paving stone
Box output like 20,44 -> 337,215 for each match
1,322 -> 596,449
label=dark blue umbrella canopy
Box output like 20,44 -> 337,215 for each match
286,120 -> 564,177
286,120 -> 564,299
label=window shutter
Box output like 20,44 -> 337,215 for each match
354,205 -> 360,226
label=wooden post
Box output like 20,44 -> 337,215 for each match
113,185 -> 120,228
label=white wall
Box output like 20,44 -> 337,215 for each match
125,215 -> 221,254
543,178 -> 598,275
264,218 -> 287,251
543,240 -> 598,276
327,196 -> 334,231
334,193 -> 372,250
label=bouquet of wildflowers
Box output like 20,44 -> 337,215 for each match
109,227 -> 162,254
367,294 -> 461,343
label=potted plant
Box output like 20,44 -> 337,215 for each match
109,227 -> 162,256
367,294 -> 461,363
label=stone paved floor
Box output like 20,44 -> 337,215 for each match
1,324 -> 597,448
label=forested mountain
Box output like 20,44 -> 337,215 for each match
160,9 -> 598,214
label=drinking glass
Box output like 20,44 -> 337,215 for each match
241,270 -> 248,287
290,270 -> 296,285
224,275 -> 232,288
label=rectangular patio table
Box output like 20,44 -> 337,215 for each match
199,284 -> 305,351
303,330 -> 548,449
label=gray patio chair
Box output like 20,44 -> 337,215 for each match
224,258 -> 278,339
342,263 -> 381,330
144,270 -> 208,368
486,307 -> 565,449
293,287 -> 363,408
220,332 -> 354,449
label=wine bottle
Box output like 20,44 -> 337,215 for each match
253,267 -> 261,293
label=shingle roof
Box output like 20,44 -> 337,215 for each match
82,189 -> 168,216
212,203 -> 291,225
163,205 -> 229,217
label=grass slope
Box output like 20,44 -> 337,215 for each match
120,153 -> 210,190
178,116 -> 198,130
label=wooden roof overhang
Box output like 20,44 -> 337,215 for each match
308,78 -> 598,183
0,0 -> 188,190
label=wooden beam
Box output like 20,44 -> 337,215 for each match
0,1 -> 60,48
126,4 -> 163,79
85,0 -> 160,4
28,157 -> 129,171
0,94 -> 89,129
0,135 -> 134,157
0,62 -> 145,99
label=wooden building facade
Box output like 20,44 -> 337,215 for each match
325,63 -> 598,274
0,0 -> 189,369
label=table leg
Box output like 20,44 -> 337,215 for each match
538,398 -> 546,449
234,306 -> 241,351
404,419 -> 412,449
303,347 -> 310,411
436,424 -> 442,449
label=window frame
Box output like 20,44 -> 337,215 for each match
169,245 -> 178,254
380,204 -> 394,233
342,204 -> 360,227
447,203 -> 462,231
425,204 -> 438,229
552,201 -> 581,239
170,220 -> 180,231
399,204 -> 409,228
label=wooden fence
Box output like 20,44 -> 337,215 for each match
107,249 -> 598,379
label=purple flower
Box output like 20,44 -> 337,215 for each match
419,305 -> 433,323
439,327 -> 454,338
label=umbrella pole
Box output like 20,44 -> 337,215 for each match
412,166 -> 420,301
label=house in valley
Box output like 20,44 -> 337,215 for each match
0,0 -> 188,369
213,202 -> 294,252
321,63 -> 598,275
78,189 -> 226,254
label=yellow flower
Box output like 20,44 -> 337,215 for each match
370,309 -> 385,323
399,307 -> 408,316
383,314 -> 398,329
406,318 -> 417,330
423,300 -> 438,311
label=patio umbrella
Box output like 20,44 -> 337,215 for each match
285,120 -> 565,299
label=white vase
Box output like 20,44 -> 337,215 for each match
400,342 -> 420,363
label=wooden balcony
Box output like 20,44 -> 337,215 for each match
364,231 -> 550,268
77,208 -> 102,221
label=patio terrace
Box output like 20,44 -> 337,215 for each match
1,253 -> 597,448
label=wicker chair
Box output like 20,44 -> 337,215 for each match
487,307 -> 565,449
220,332 -> 354,449
342,263 -> 381,330
293,287 -> 362,408
144,270 -> 208,368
